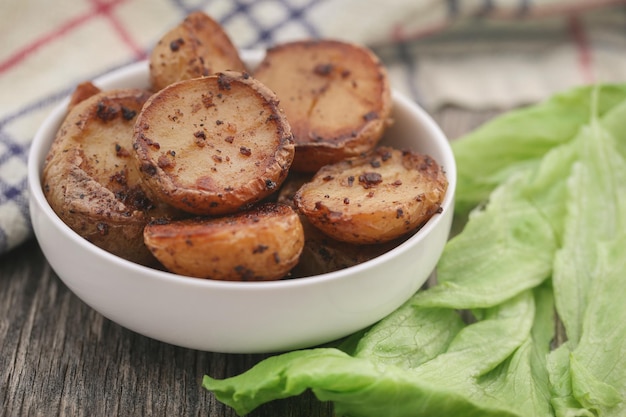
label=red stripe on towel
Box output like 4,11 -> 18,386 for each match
89,0 -> 147,60
0,0 -> 131,75
568,14 -> 594,83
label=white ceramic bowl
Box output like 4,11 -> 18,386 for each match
28,53 -> 456,353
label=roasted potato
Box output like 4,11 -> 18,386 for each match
143,203 -> 304,281
294,146 -> 448,244
254,39 -> 393,172
43,88 -> 180,265
133,71 -> 294,216
277,172 -> 407,276
149,11 -> 246,91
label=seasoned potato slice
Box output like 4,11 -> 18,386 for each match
294,146 -> 448,244
277,173 -> 408,275
149,11 -> 246,91
143,203 -> 304,281
43,88 -> 179,265
133,71 -> 294,216
254,39 -> 393,172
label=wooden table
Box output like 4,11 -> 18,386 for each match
0,107 -> 498,417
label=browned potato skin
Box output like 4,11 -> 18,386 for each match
143,203 -> 304,281
133,71 -> 295,216
67,81 -> 101,111
277,172 -> 408,276
149,11 -> 246,91
43,88 -> 179,265
254,39 -> 393,172
294,146 -> 448,244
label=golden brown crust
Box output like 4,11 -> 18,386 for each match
143,203 -> 304,280
149,11 -> 246,91
294,146 -> 448,244
67,81 -> 101,111
133,71 -> 295,216
43,88 -> 179,265
253,39 -> 393,172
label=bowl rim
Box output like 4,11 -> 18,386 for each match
27,56 -> 456,292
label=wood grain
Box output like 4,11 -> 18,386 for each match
0,239 -> 336,417
0,107 -> 499,417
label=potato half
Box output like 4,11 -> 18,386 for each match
133,71 -> 294,216
294,146 -> 448,244
277,172 -> 409,276
143,203 -> 304,281
254,39 -> 393,172
43,88 -> 176,265
149,11 -> 246,91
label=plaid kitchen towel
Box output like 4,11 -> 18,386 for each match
2,0 -> 626,255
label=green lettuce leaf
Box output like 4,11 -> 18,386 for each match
568,238 -> 626,416
204,291 -> 550,417
552,112 -> 626,346
547,341 -> 587,417
475,284 -> 554,417
352,298 -> 465,368
452,84 -> 626,217
203,347 -> 520,417
548,238 -> 626,417
547,89 -> 626,417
